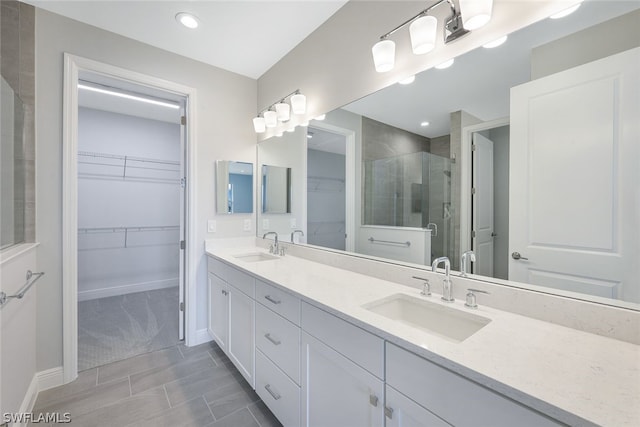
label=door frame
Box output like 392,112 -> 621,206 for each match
305,122 -> 356,252
62,54 -> 198,383
460,117 -> 509,261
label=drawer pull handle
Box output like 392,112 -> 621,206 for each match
385,406 -> 394,419
264,295 -> 281,305
265,384 -> 281,400
369,394 -> 379,407
221,290 -> 228,296
264,333 -> 281,346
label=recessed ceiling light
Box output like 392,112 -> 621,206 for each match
435,59 -> 454,69
483,35 -> 507,49
550,1 -> 582,19
398,75 -> 415,85
307,133 -> 313,139
420,121 -> 430,127
176,12 -> 199,29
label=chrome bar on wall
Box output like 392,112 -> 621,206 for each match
0,270 -> 45,307
368,237 -> 411,247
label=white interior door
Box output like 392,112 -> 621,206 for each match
509,48 -> 640,302
472,133 -> 494,277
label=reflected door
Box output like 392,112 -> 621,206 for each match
472,133 -> 495,277
509,48 -> 640,302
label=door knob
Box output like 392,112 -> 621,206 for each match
511,251 -> 528,260
491,232 -> 497,237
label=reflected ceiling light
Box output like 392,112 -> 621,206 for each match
483,35 -> 507,48
550,0 -> 583,19
253,89 -> 307,133
314,114 -> 326,121
286,127 -> 296,133
459,0 -> 492,30
371,0 -> 492,72
435,58 -> 454,69
307,132 -> 313,139
300,121 -> 309,127
420,121 -> 430,127
398,75 -> 416,85
175,12 -> 199,29
78,84 -> 180,109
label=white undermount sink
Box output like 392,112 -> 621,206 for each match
233,252 -> 280,262
363,293 -> 491,343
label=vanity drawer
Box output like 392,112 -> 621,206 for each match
301,302 -> 384,379
255,279 -> 300,325
226,265 -> 255,297
386,343 -> 562,427
255,349 -> 300,427
256,303 -> 301,384
207,256 -> 227,281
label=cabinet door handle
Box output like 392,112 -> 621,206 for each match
264,295 -> 281,305
221,290 -> 228,296
265,384 -> 281,400
384,406 -> 394,419
369,394 -> 379,407
264,333 -> 281,346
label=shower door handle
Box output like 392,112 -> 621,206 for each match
511,251 -> 528,260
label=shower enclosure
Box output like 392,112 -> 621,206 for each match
364,151 -> 455,262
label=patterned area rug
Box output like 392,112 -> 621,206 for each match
78,287 -> 180,371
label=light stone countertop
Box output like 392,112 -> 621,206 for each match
206,245 -> 640,427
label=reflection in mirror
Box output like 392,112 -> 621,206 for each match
257,2 -> 640,308
216,160 -> 253,214
261,165 -> 291,214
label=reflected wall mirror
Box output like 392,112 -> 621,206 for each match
216,160 -> 253,214
256,1 -> 640,309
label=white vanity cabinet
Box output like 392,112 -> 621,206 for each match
207,258 -> 255,388
301,302 -> 385,427
384,385 -> 451,427
385,343 -> 563,427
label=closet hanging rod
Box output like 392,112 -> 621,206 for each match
78,151 -> 180,166
78,225 -> 180,233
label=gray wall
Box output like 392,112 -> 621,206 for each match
35,9 -> 256,371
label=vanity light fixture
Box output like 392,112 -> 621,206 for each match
175,12 -> 199,29
252,89 -> 307,133
372,0 -> 493,72
550,0 -> 583,19
482,35 -> 507,48
398,75 -> 416,85
435,58 -> 455,69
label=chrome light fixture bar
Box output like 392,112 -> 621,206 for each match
253,89 -> 306,134
372,0 -> 493,72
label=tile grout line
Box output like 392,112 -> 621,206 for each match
246,403 -> 263,427
208,350 -> 219,367
162,384 -> 172,409
128,376 -> 132,397
204,396 -> 217,422
177,343 -> 185,359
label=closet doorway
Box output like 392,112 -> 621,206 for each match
75,72 -> 187,370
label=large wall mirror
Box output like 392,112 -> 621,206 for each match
256,1 -> 640,309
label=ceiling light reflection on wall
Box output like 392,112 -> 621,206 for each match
550,0 -> 583,19
314,114 -> 326,121
483,35 -> 507,48
372,0 -> 493,72
435,58 -> 454,69
398,75 -> 416,85
175,12 -> 199,29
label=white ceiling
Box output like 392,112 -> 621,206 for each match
342,1 -> 640,139
25,0 -> 348,79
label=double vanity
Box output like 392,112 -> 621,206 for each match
206,241 -> 639,427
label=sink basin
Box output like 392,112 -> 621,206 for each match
363,293 -> 491,343
233,252 -> 280,262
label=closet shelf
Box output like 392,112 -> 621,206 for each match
78,151 -> 181,184
78,225 -> 180,251
307,175 -> 345,193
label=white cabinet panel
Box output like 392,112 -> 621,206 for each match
385,386 -> 451,427
207,273 -> 228,353
228,285 -> 255,388
255,303 -> 301,384
227,265 -> 255,297
256,279 -> 301,325
255,349 -> 300,427
301,332 -> 384,427
207,256 -> 228,281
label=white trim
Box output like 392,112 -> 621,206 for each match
36,366 -> 65,392
0,242 -> 39,265
306,122 -> 356,252
77,278 -> 178,301
460,117 -> 510,260
16,374 -> 38,427
62,53 -> 198,385
194,328 -> 213,346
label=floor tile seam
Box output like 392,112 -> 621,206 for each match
246,403 -> 263,427
130,364 -> 218,397
162,384 -> 172,409
210,405 -> 255,425
204,396 -> 217,422
33,376 -> 130,413
96,348 -> 183,385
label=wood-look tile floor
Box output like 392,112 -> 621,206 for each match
31,342 -> 282,427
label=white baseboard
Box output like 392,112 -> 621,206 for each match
78,278 -> 178,301
37,366 -> 65,392
192,328 -> 213,346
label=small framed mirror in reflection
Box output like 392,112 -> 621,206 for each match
215,160 -> 253,214
261,165 -> 292,214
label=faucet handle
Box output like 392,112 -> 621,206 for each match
465,288 -> 490,309
412,276 -> 431,297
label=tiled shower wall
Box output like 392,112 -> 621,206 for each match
1,1 -> 35,242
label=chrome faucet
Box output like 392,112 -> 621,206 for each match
432,256 -> 454,302
263,231 -> 279,254
291,229 -> 304,243
460,250 -> 476,277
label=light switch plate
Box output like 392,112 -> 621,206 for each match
243,219 -> 252,232
290,218 -> 297,229
207,220 -> 216,233
262,219 -> 270,230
